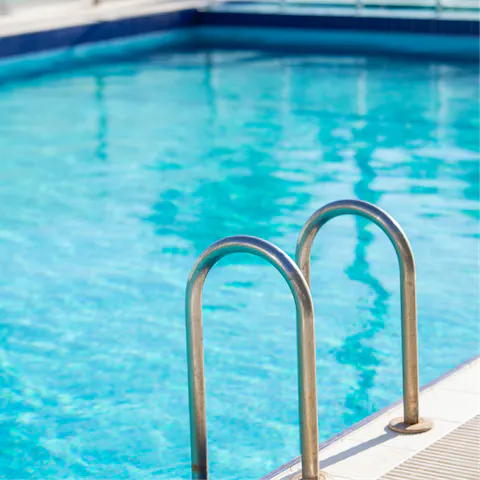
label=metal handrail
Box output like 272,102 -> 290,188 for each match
186,235 -> 320,480
296,199 -> 432,434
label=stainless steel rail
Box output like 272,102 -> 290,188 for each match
296,199 -> 432,434
185,235 -> 320,480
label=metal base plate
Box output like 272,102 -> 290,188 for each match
388,417 -> 434,434
291,472 -> 326,480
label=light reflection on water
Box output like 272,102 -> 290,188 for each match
0,47 -> 478,479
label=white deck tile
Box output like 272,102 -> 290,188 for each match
263,357 -> 480,480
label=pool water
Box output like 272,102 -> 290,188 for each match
0,39 -> 479,479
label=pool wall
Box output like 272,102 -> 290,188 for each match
194,25 -> 479,61
0,28 -> 195,82
0,5 -> 479,61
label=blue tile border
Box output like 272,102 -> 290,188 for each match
0,8 -> 198,59
199,10 -> 480,36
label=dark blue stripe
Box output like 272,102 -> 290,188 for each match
199,10 -> 480,36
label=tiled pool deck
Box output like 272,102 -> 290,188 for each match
261,357 -> 480,480
380,415 -> 479,480
0,0 -> 202,38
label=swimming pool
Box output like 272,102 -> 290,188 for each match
0,37 -> 479,479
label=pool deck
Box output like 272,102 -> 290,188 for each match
0,0 -> 202,38
261,356 -> 480,480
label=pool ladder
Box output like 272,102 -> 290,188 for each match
185,199 -> 433,480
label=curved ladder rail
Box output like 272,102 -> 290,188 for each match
186,235 -> 321,480
296,200 -> 432,434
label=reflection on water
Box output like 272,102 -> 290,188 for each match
334,147 -> 390,424
95,75 -> 108,162
147,147 -> 312,253
0,47 -> 478,480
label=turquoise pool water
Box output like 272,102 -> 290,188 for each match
0,38 -> 479,479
